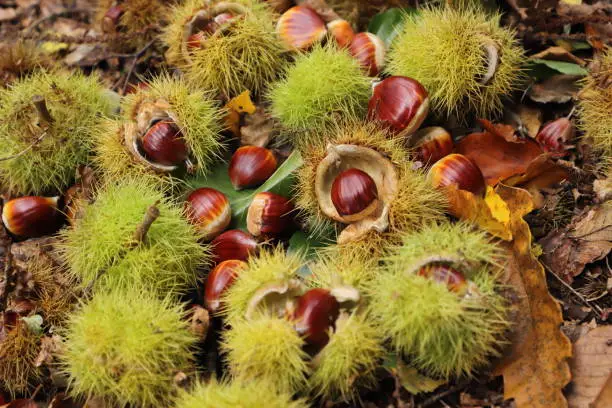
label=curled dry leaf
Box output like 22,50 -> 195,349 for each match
531,46 -> 586,66
529,75 -> 582,104
240,106 -> 276,147
493,185 -> 572,408
504,105 -> 543,139
189,305 -> 210,342
567,326 -> 612,408
539,204 -> 612,282
224,90 -> 256,137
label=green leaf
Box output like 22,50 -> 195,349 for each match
530,59 -> 588,76
383,353 -> 446,394
187,150 -> 303,230
21,315 -> 43,335
367,8 -> 418,47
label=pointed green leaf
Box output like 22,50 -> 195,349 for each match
368,8 -> 419,47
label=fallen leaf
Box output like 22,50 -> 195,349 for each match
383,353 -> 446,395
49,393 -> 81,408
504,105 -> 543,139
493,185 -> 572,408
224,90 -> 256,137
456,130 -> 543,186
189,305 -> 210,341
593,374 -> 612,408
594,176 -> 612,202
531,46 -> 586,65
567,326 -> 612,408
240,106 -> 276,147
529,75 -> 582,104
540,204 -> 612,282
0,8 -> 17,22
478,118 -> 520,142
35,335 -> 61,367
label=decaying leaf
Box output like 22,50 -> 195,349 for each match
531,46 -> 586,65
493,185 -> 572,408
567,326 -> 612,408
189,305 -> 210,342
540,204 -> 612,282
240,106 -> 276,147
504,105 -> 543,139
223,90 -> 256,136
529,75 -> 582,104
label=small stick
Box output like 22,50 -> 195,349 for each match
0,223 -> 14,313
543,263 -> 604,315
0,131 -> 47,162
131,201 -> 160,246
32,95 -> 54,126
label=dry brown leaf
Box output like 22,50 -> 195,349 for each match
504,105 -> 543,139
540,204 -> 612,282
567,326 -> 612,408
531,46 -> 586,66
593,374 -> 612,408
530,75 -> 582,104
189,305 -> 210,341
478,118 -> 520,143
493,185 -> 572,408
240,106 -> 276,147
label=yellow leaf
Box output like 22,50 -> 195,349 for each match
41,41 -> 69,54
395,359 -> 446,395
224,90 -> 256,136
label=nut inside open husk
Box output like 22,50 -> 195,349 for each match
315,144 -> 398,244
245,278 -> 305,320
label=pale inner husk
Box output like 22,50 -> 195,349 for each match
315,144 -> 399,244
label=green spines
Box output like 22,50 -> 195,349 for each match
174,378 -> 309,408
60,178 -> 206,296
163,0 -> 284,96
386,5 -> 525,120
0,70 -> 111,195
369,223 -> 509,379
61,286 -> 197,407
95,74 -> 224,185
269,45 -> 371,137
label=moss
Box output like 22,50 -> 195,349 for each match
0,70 -> 111,195
386,5 -> 525,121
61,286 -> 197,407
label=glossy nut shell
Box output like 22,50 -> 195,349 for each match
368,76 -> 430,137
277,6 -> 327,50
292,288 -> 340,350
330,168 -> 378,222
417,263 -> 468,295
205,259 -> 246,313
210,229 -> 259,263
246,192 -> 294,237
413,127 -> 454,165
2,196 -> 61,238
536,117 -> 575,156
185,188 -> 231,241
141,121 -> 189,166
228,146 -> 277,190
327,19 -> 354,48
349,32 -> 386,76
429,153 -> 486,196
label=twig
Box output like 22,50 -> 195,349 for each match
32,95 -> 53,126
0,131 -> 46,162
543,263 -> 604,314
120,38 -> 157,93
419,382 -> 468,408
0,223 -> 14,313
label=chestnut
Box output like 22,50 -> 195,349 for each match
276,5 -> 327,50
327,19 -> 354,48
413,126 -> 454,165
348,32 -> 386,76
429,153 -> 486,197
368,76 -> 430,138
228,146 -> 277,190
185,187 -> 231,241
246,192 -> 294,238
417,263 -> 468,295
330,168 -> 379,222
1,196 -> 62,238
536,117 -> 575,156
141,121 -> 189,167
102,5 -> 124,33
291,288 -> 340,350
210,229 -> 259,264
205,259 -> 247,313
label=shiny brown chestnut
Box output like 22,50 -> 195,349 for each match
413,127 -> 454,165
429,153 -> 486,197
348,32 -> 386,76
330,168 -> 379,222
327,19 -> 354,48
368,76 -> 430,138
187,12 -> 238,50
291,288 -> 340,350
210,229 -> 259,264
141,121 -> 189,167
276,5 -> 327,50
536,117 -> 575,156
2,196 -> 62,238
102,5 -> 124,33
205,259 -> 247,313
185,188 -> 231,241
228,146 -> 277,190
417,263 -> 468,295
246,192 -> 294,237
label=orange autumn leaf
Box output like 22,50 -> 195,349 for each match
493,185 -> 572,408
456,130 -> 543,185
224,90 -> 256,136
478,118 -> 520,143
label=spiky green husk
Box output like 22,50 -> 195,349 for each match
95,74 -> 224,185
0,322 -> 42,397
268,45 -> 371,139
174,378 -> 308,408
369,223 -> 508,379
295,121 -> 446,253
386,5 -> 525,120
309,313 -> 384,401
60,178 -> 206,296
220,247 -> 303,325
578,49 -> 612,167
61,286 -> 197,407
222,316 -> 309,394
0,41 -> 50,87
309,245 -> 378,293
94,0 -> 168,49
0,70 -> 110,196
163,0 -> 284,96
